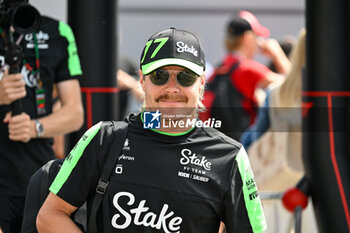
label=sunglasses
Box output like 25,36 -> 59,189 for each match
149,69 -> 198,87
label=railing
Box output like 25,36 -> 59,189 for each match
260,190 -> 306,233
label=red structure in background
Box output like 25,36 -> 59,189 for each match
81,87 -> 120,128
303,91 -> 350,232
304,1 -> 350,231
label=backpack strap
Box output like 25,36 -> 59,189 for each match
87,120 -> 128,233
221,61 -> 240,80
229,61 -> 240,75
207,61 -> 240,90
215,61 -> 239,76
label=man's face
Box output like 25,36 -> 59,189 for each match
140,65 -> 205,117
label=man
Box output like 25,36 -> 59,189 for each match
37,28 -> 266,233
200,10 -> 290,139
0,1 -> 84,232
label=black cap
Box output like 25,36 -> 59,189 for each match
227,18 -> 252,37
227,11 -> 270,38
140,27 -> 206,76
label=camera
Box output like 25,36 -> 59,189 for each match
0,0 -> 41,33
0,0 -> 42,115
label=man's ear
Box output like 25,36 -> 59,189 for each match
198,74 -> 206,95
242,31 -> 253,43
139,69 -> 146,92
200,74 -> 206,86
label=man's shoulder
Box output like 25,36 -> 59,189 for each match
199,126 -> 242,149
221,54 -> 268,72
41,15 -> 59,23
239,59 -> 269,72
234,59 -> 270,83
221,54 -> 240,67
77,121 -> 127,148
39,15 -> 59,30
39,16 -> 74,38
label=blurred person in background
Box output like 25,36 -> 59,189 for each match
267,36 -> 295,73
241,29 -> 304,153
0,1 -> 84,232
242,29 -> 318,233
200,10 -> 290,140
117,56 -> 144,119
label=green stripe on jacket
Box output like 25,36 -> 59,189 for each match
236,147 -> 267,233
58,21 -> 83,76
50,122 -> 101,194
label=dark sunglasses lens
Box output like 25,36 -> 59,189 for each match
149,70 -> 169,85
177,70 -> 197,87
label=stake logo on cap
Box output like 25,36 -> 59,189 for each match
140,27 -> 206,76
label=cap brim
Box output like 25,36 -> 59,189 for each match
141,58 -> 204,76
238,10 -> 270,38
254,26 -> 270,38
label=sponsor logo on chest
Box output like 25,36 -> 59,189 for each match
123,138 -> 130,151
25,31 -> 49,49
115,138 -> 135,175
180,148 -> 211,170
112,191 -> 182,232
178,149 -> 211,183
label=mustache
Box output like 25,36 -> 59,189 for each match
155,94 -> 188,103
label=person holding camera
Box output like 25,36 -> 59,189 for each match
0,1 -> 84,232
